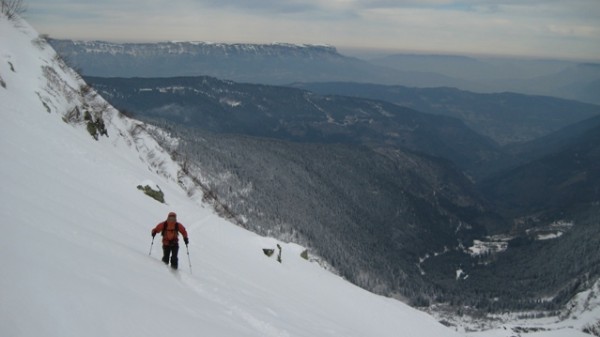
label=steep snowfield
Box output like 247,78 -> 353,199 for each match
1,15 -> 597,337
0,15 -> 463,337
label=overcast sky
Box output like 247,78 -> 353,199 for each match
24,0 -> 600,61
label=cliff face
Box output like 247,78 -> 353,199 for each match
50,39 -> 340,58
49,39 -> 382,83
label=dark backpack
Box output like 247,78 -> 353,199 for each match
162,221 -> 180,239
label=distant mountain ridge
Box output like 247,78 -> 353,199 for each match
53,39 -> 339,57
50,39 -> 387,82
50,39 -> 600,105
49,39 -> 465,87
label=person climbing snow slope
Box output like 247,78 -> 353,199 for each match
151,212 -> 189,269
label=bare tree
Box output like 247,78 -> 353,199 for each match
1,0 -> 27,20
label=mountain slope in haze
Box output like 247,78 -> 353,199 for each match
369,53 -> 600,105
291,82 -> 600,146
0,13 -> 466,337
369,53 -> 574,82
85,76 -> 506,178
505,114 -> 600,167
520,63 -> 600,105
481,121 -> 600,219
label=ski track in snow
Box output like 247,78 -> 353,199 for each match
178,270 -> 291,337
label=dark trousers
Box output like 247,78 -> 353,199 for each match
162,244 -> 179,268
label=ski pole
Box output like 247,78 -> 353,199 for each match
185,243 -> 192,274
149,236 -> 155,256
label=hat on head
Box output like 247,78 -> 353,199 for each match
168,212 -> 177,218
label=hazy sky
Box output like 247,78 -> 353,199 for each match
24,0 -> 600,61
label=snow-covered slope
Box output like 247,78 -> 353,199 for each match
0,15 -> 464,337
2,14 -> 597,337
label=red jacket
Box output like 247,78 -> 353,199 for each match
152,221 -> 188,245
